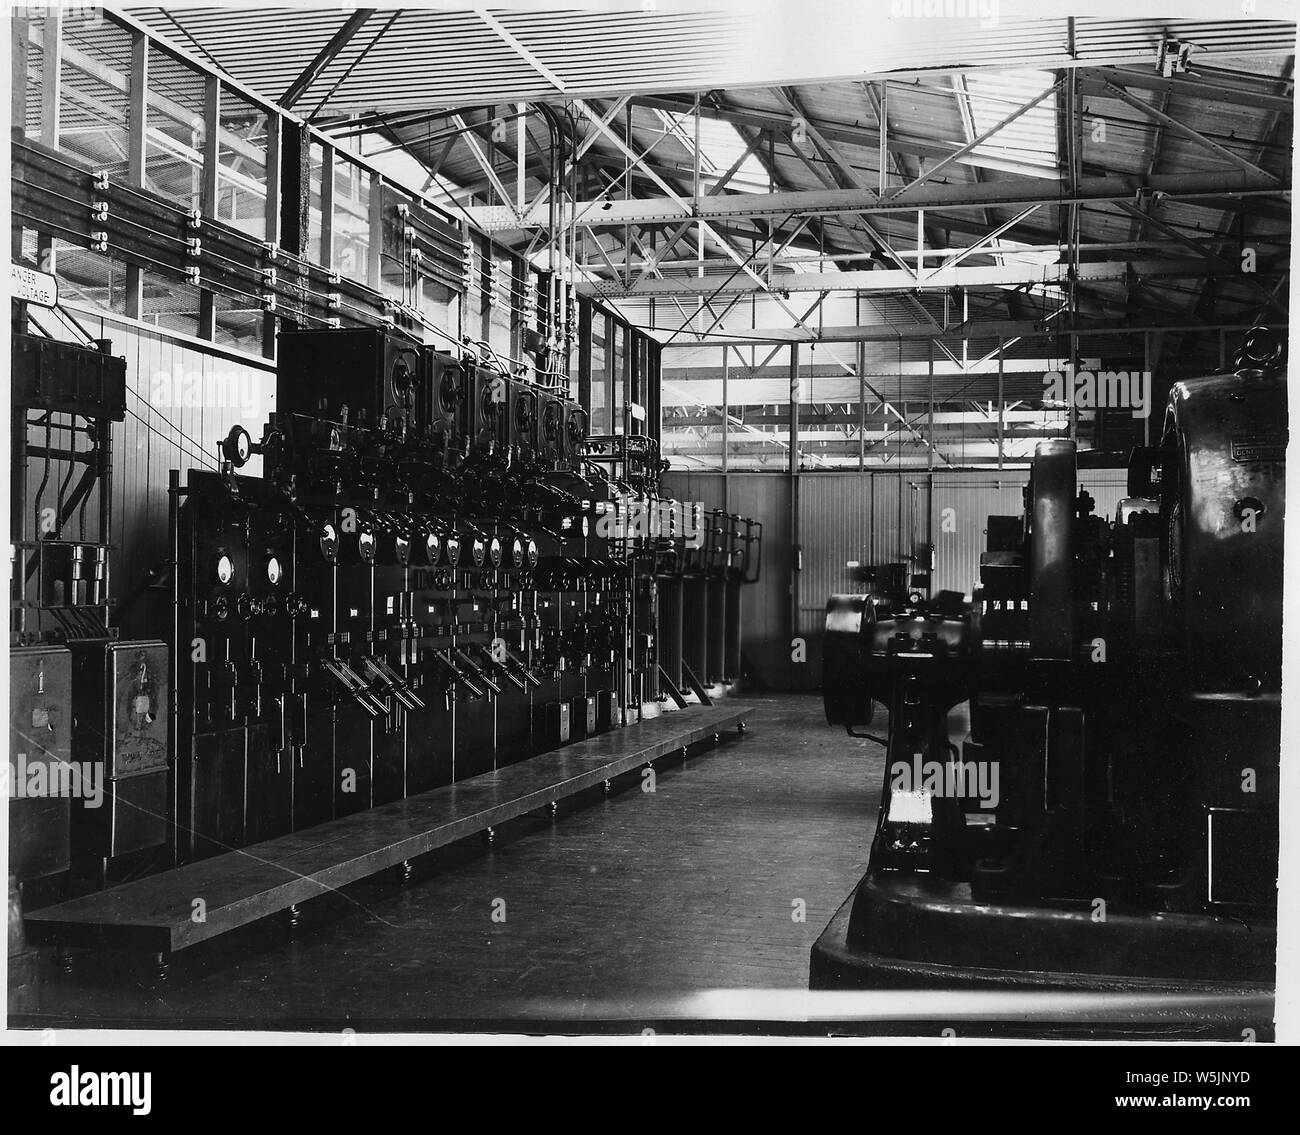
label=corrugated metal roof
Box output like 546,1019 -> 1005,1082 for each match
124,7 -> 1297,113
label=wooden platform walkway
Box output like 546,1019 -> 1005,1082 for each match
24,705 -> 748,958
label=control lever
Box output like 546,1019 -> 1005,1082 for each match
432,649 -> 485,699
362,655 -> 426,711
454,648 -> 502,696
321,658 -> 387,717
501,645 -> 543,688
474,645 -> 528,692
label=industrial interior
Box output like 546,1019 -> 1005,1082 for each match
6,5 -> 1293,1038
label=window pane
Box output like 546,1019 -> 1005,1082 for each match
488,251 -> 513,360
588,316 -> 607,433
726,346 -> 791,470
59,16 -> 133,175
332,158 -> 371,283
46,239 -> 128,315
145,46 -> 204,211
308,142 -> 325,264
141,268 -> 200,337
612,322 -> 626,434
216,89 -> 267,240
213,292 -> 263,353
15,14 -> 45,140
660,376 -> 722,469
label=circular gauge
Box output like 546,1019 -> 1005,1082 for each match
581,517 -> 590,537
394,535 -> 411,565
510,536 -> 525,569
222,425 -> 252,467
424,530 -> 442,565
390,350 -> 418,409
444,534 -> 462,567
566,411 -> 586,449
469,536 -> 487,568
525,538 -> 539,569
543,401 -> 562,441
319,522 -> 338,561
214,554 -> 235,586
357,530 -> 376,562
488,536 -> 503,568
213,596 -> 230,620
514,395 -> 535,435
265,556 -> 283,586
439,367 -> 461,416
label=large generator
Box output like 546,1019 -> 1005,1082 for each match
814,327 -> 1284,999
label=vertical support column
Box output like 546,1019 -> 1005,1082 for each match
41,6 -> 61,149
857,339 -> 866,472
198,291 -> 216,341
788,343 -> 799,476
721,348 -> 729,473
516,102 -> 527,215
1068,331 -> 1078,442
36,8 -> 62,276
274,119 -> 311,357
125,29 -> 148,320
200,74 -> 220,336
12,15 -> 29,149
648,340 -> 661,444
198,49 -> 221,343
367,173 -> 383,292
201,75 -> 220,217
262,113 -> 283,356
788,344 -> 800,680
577,297 -> 592,414
878,80 -> 888,196
280,122 -> 311,258
264,114 -> 282,248
319,145 -> 336,269
927,339 -> 934,471
997,337 -> 1005,471
127,32 -> 148,184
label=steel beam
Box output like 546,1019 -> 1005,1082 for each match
1101,78 -> 1281,184
656,317 -> 1285,348
469,169 -> 1285,231
280,9 -> 375,110
581,257 -> 1269,299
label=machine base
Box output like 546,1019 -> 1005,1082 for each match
811,873 -> 1275,1034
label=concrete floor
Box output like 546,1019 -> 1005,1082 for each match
10,694 -> 885,1032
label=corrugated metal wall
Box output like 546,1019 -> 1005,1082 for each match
662,471 -> 792,689
35,308 -> 276,638
664,466 -> 1136,691
925,473 -> 1029,595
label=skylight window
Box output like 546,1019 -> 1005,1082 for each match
956,70 -> 1059,176
652,108 -> 770,194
